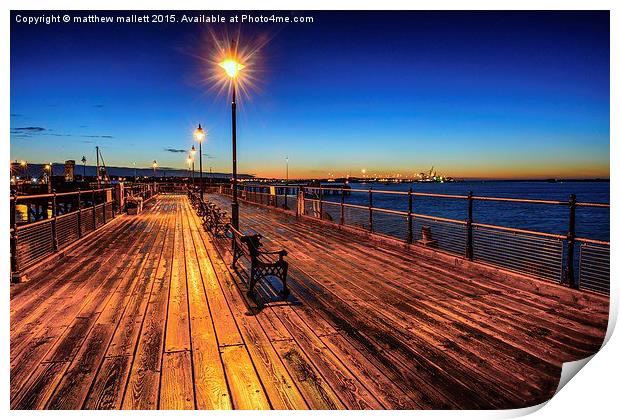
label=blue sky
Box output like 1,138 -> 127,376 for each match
10,11 -> 609,179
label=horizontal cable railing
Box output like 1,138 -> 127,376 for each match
211,183 -> 610,295
578,242 -> 610,294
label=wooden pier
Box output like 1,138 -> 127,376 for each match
10,194 -> 608,409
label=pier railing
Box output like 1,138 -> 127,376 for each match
10,183 -> 159,282
212,183 -> 610,295
124,182 -> 158,201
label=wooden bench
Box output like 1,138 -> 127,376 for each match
229,225 -> 289,299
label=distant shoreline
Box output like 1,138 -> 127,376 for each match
448,178 -> 610,183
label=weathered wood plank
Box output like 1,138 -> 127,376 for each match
273,340 -> 344,410
122,200 -> 178,410
187,203 -> 307,410
83,355 -> 131,409
11,199 -> 166,408
164,205 -> 191,352
220,345 -> 271,410
180,202 -> 232,410
160,350 -> 195,410
10,194 -> 608,410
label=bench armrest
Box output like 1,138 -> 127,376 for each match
257,249 -> 287,261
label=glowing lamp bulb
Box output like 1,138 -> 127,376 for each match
219,59 -> 245,78
194,125 -> 205,142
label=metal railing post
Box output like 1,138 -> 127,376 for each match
465,191 -> 474,260
51,190 -> 58,251
77,189 -> 82,238
102,189 -> 107,225
92,189 -> 97,229
340,187 -> 345,226
564,194 -> 577,288
407,188 -> 413,244
11,194 -> 22,283
368,187 -> 373,233
319,184 -> 323,220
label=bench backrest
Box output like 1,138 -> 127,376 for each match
230,226 -> 262,259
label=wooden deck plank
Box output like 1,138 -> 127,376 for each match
204,194 -> 608,409
273,340 -> 345,410
21,201 -> 171,410
249,209 -> 585,395
179,201 -> 232,410
186,201 -> 308,410
10,215 -> 136,317
11,201 -> 165,407
12,228 -> 159,408
10,194 -> 608,410
231,202 -> 600,360
220,345 -> 271,410
78,200 -> 177,409
121,199 -> 178,410
164,204 -> 191,352
160,351 -> 195,410
10,217 -> 145,356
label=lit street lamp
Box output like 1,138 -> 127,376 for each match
132,161 -> 137,180
190,144 -> 197,188
152,160 -> 158,193
20,160 -> 28,179
219,49 -> 245,230
187,155 -> 193,182
45,162 -> 52,193
285,156 -> 289,184
81,156 -> 87,180
194,125 -> 206,200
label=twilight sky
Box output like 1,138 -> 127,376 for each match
10,11 -> 609,179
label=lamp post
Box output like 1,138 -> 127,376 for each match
219,52 -> 244,230
132,161 -> 137,181
194,125 -> 205,200
81,156 -> 87,180
187,155 -> 193,183
152,160 -> 158,194
20,160 -> 28,182
45,162 -> 52,193
190,145 -> 197,189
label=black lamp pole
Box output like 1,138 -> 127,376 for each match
199,126 -> 203,200
231,79 -> 239,229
